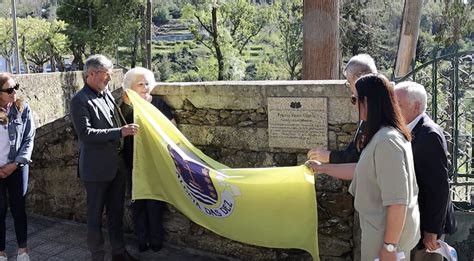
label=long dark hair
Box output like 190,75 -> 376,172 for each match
356,74 -> 411,149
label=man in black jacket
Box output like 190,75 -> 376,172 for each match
308,54 -> 377,163
395,81 -> 456,261
70,55 -> 139,261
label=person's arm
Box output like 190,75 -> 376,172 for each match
152,95 -> 176,126
329,141 -> 360,163
378,204 -> 407,261
330,120 -> 364,163
1,103 -> 36,178
416,131 -> 449,250
384,204 -> 407,244
14,102 -> 35,165
374,137 -> 412,260
306,160 -> 356,180
70,95 -> 122,143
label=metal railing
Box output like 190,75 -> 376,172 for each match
393,50 -> 474,204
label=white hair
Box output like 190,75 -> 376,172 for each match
122,67 -> 157,90
394,81 -> 427,113
344,54 -> 378,78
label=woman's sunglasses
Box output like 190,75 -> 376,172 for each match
0,83 -> 20,94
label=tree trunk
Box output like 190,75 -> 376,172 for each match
71,45 -> 84,71
394,0 -> 423,78
141,4 -> 147,67
21,35 -> 30,74
302,0 -> 339,80
6,58 -> 12,73
145,0 -> 152,69
50,44 -> 56,73
131,30 -> 139,68
211,7 -> 224,81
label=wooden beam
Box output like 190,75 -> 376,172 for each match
394,0 -> 423,78
302,0 -> 339,80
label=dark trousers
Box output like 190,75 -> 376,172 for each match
0,167 -> 28,251
131,199 -> 164,247
410,236 -> 446,261
84,160 -> 127,261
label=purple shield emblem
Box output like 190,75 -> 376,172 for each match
168,145 -> 218,205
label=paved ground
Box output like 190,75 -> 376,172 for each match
4,214 -> 237,261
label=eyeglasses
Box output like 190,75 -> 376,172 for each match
96,70 -> 113,77
0,83 -> 19,94
350,95 -> 358,105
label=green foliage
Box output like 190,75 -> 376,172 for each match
21,18 -> 69,68
251,60 -> 288,80
0,17 -> 14,61
195,57 -> 218,81
434,0 -> 473,49
154,54 -> 172,81
275,0 -> 302,80
0,17 -> 69,72
185,0 -> 273,80
340,0 -> 373,57
154,6 -> 171,25
153,0 -> 472,82
57,0 -> 143,67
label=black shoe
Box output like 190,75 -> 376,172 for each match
112,251 -> 138,261
150,243 -> 162,252
138,243 -> 149,253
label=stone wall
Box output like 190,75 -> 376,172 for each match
25,76 -> 359,260
152,81 -> 358,260
14,70 -> 124,128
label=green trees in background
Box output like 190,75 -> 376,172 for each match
0,18 -> 14,72
276,0 -> 303,79
0,17 -> 68,73
57,0 -> 143,70
0,0 -> 471,78
182,0 -> 273,80
435,0 -> 473,50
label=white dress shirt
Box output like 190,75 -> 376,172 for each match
407,113 -> 424,132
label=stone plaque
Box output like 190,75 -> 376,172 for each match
268,97 -> 327,149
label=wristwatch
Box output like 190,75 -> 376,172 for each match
383,242 -> 398,252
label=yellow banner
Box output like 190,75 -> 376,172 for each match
128,90 -> 319,259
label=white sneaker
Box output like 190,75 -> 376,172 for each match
17,252 -> 30,261
0,255 -> 7,261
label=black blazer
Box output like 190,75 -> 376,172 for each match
411,114 -> 456,237
329,120 -> 364,163
70,85 -> 125,182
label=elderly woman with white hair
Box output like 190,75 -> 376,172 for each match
121,67 -> 175,253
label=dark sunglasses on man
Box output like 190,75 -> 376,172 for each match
0,83 -> 20,94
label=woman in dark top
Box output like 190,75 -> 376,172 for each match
121,67 -> 175,253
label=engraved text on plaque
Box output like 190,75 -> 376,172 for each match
268,97 -> 327,149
